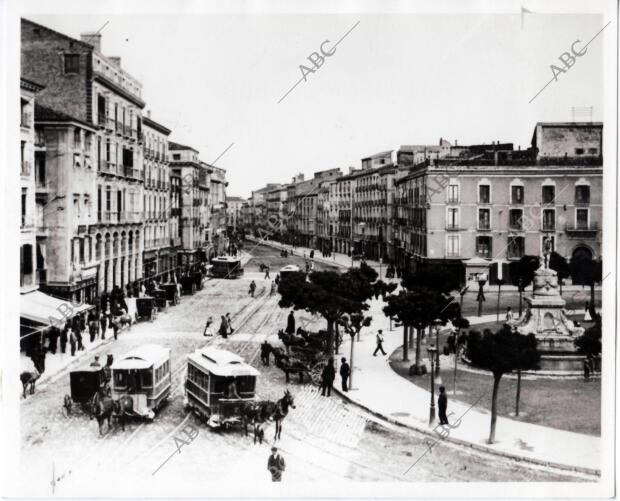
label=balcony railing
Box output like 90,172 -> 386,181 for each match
446,224 -> 460,231
541,222 -> 556,231
565,221 -> 599,234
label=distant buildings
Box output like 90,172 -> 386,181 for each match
245,122 -> 603,285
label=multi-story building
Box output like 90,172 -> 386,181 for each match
169,170 -> 182,254
20,78 -> 44,294
315,185 -> 333,254
333,170 -> 356,255
22,19 -> 146,296
266,185 -> 287,239
209,165 -> 228,255
393,122 -> 603,285
34,104 -> 99,303
250,184 -> 280,235
169,142 -> 204,268
142,113 -> 174,282
225,196 -> 244,232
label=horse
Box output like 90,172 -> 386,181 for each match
20,369 -> 41,399
270,348 -> 305,383
91,393 -> 115,436
241,400 -> 275,444
273,389 -> 295,441
277,329 -> 305,349
113,395 -> 134,431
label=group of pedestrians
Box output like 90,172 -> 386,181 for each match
319,356 -> 351,396
203,313 -> 235,339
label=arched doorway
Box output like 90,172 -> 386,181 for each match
572,245 -> 593,261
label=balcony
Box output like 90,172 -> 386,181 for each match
101,211 -> 119,223
101,161 -> 116,175
446,224 -> 460,231
106,118 -> 115,132
541,222 -> 556,232
565,221 -> 599,236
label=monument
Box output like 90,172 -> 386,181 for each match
509,237 -> 585,372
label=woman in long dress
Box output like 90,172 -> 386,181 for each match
584,301 -> 593,322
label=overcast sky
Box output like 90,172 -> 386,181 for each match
28,13 -> 604,198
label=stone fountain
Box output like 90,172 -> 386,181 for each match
509,244 -> 585,372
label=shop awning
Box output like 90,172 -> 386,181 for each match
20,290 -> 93,326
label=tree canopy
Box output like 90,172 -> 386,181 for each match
516,255 -> 540,289
401,264 -> 461,294
574,323 -> 602,358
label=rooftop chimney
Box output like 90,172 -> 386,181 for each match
80,32 -> 102,53
109,56 -> 122,68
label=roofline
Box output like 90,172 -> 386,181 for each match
143,116 -> 171,135
22,18 -> 94,51
20,77 -> 45,93
93,72 -> 146,109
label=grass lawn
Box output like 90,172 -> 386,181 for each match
389,343 -> 601,436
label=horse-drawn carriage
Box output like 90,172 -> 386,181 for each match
135,296 -> 158,321
271,330 -> 329,385
162,283 -> 180,305
110,344 -> 172,421
62,365 -> 110,416
184,347 -> 259,428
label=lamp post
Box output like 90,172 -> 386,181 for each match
427,344 -> 437,426
518,278 -> 524,317
477,273 -> 487,317
434,318 -> 442,371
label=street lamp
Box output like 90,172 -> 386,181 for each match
518,278 -> 524,317
477,273 -> 487,317
427,344 -> 437,426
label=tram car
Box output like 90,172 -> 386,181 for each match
210,256 -> 243,279
110,344 -> 172,420
63,365 -> 109,416
184,347 -> 259,428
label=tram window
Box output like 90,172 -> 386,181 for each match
142,371 -> 153,387
114,371 -> 126,388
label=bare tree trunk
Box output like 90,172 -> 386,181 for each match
402,325 -> 408,362
489,375 -> 501,444
414,327 -> 422,371
515,369 -> 521,416
409,325 -> 414,346
590,283 -> 596,318
326,319 -> 334,357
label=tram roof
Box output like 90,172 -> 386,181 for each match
187,347 -> 259,377
280,265 -> 300,272
112,344 -> 170,370
211,256 -> 241,263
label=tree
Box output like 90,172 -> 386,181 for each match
339,313 -> 373,388
278,266 -> 377,357
466,326 -> 540,443
383,288 -> 455,372
570,256 -> 602,318
401,264 -> 461,294
549,252 -> 570,295
516,255 -> 540,288
448,316 -> 470,395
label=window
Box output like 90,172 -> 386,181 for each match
575,148 -> 584,155
542,185 -> 555,204
21,189 -> 27,227
79,238 -> 85,264
576,208 -> 589,229
447,208 -> 459,229
64,54 -> 80,74
542,209 -> 555,230
478,208 -> 490,230
446,235 -> 459,257
172,154 -> 181,160
507,236 -> 525,259
478,184 -> 490,204
511,185 -> 524,204
105,187 -> 111,211
98,186 -> 102,220
575,185 -> 590,204
509,209 -> 523,230
447,184 -> 459,203
476,236 -> 492,257
73,128 -> 81,148
142,371 -> 152,388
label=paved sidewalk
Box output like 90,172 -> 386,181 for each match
334,298 -> 601,475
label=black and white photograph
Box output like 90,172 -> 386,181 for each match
1,0 -> 617,499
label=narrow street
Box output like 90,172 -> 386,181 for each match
18,244 -> 580,497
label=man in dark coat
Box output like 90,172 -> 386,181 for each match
320,357 -> 336,397
267,447 -> 286,482
438,385 -> 449,425
286,311 -> 295,335
60,324 -> 68,354
249,280 -> 256,298
339,357 -> 350,392
100,310 -> 108,340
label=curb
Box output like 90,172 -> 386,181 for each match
333,383 -> 600,478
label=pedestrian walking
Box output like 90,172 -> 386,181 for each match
203,316 -> 214,337
219,315 -> 229,339
320,357 -> 335,397
69,331 -> 77,356
275,274 -> 280,286
90,355 -> 102,367
72,318 -> 84,351
267,447 -> 286,482
438,385 -> 449,425
270,281 -> 275,295
264,266 -> 270,279
226,313 -> 234,335
100,311 -> 108,340
88,317 -> 98,343
260,341 -> 271,366
505,306 -> 514,323
60,323 -> 68,354
112,318 -> 120,340
48,327 -> 59,355
584,302 -> 593,322
339,357 -> 350,392
373,330 -> 387,356
249,280 -> 256,298
286,311 -> 296,335
310,250 -> 314,259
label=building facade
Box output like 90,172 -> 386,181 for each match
142,114 -> 174,282
20,78 -> 44,294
